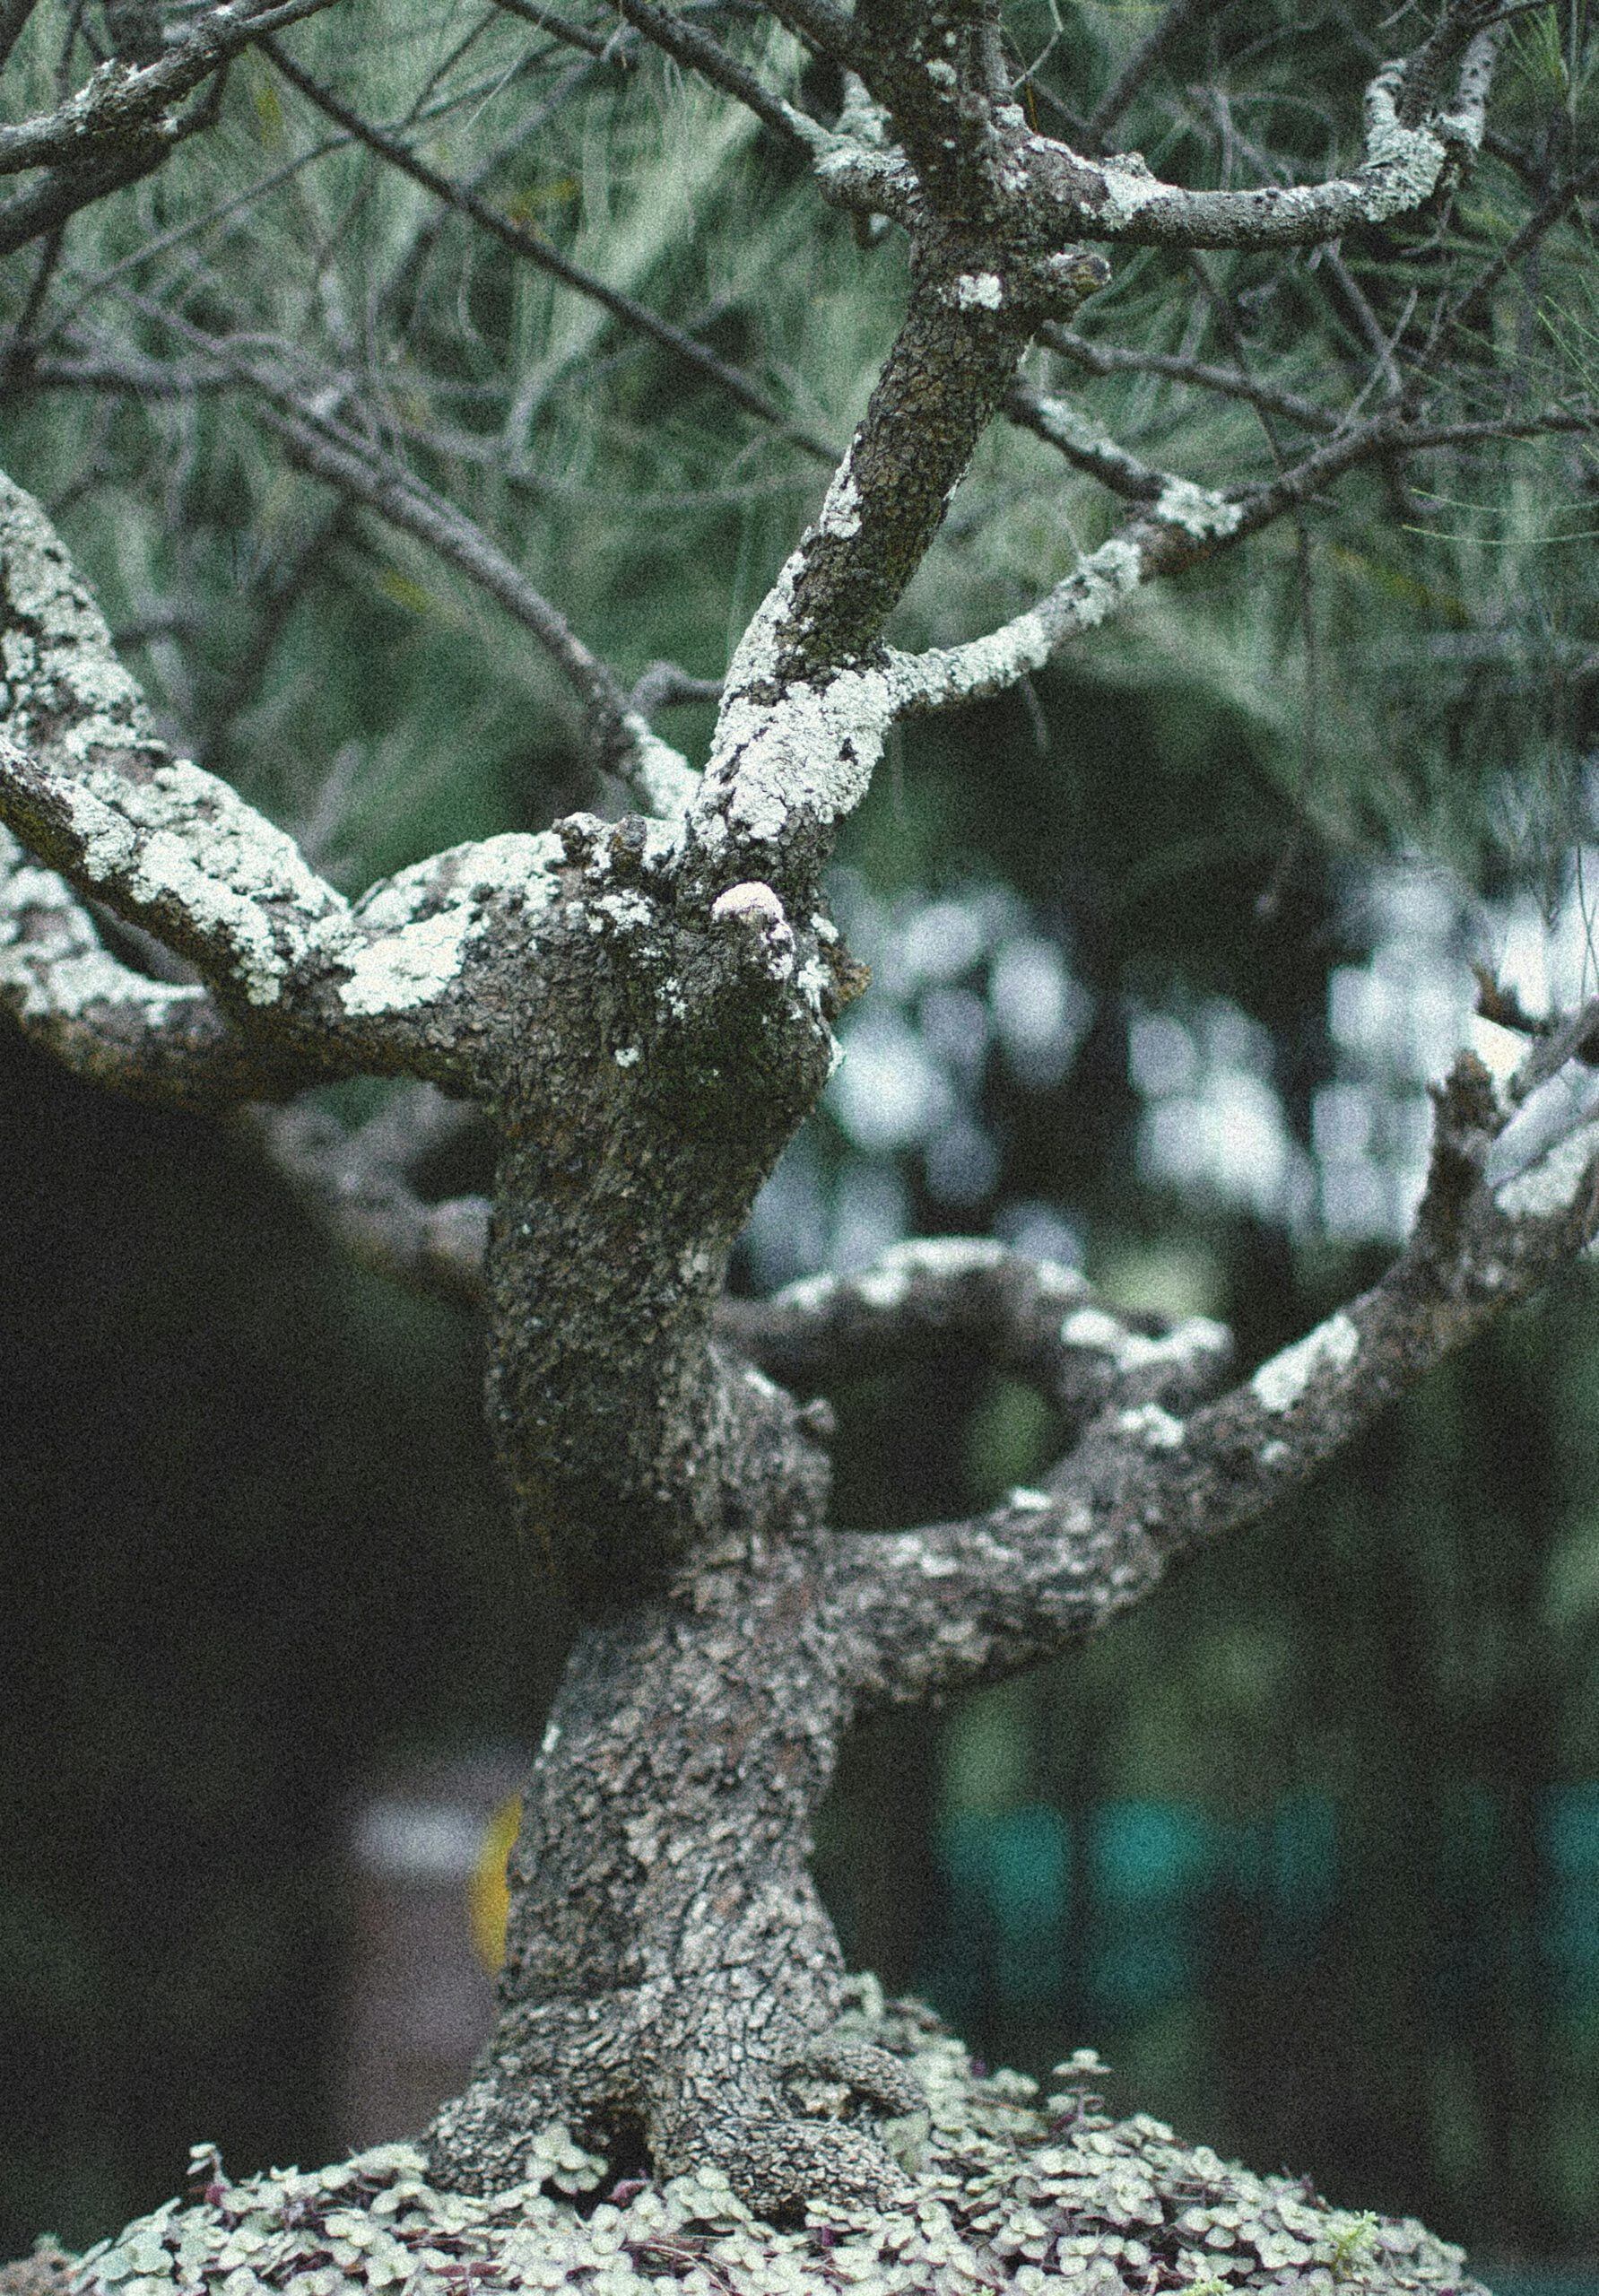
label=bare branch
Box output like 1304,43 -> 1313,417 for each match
1040,322 -> 1341,434
828,1025 -> 1599,1718
243,1087 -> 490,1309
487,0 -> 622,61
1081,0 -> 1221,153
1058,33 -> 1506,249
0,722 -> 356,1013
1397,0 -> 1503,127
0,465 -> 578,1078
611,0 -> 809,145
0,465 -> 342,1018
891,398 -> 1594,722
833,14 -> 1507,261
721,1238 -> 1231,1433
251,398 -> 700,817
885,501 -> 1236,721
759,0 -> 860,68
47,283 -> 700,815
1004,380 -> 1178,504
0,828 -> 311,1108
0,0 -> 343,178
0,135 -> 174,261
1450,145 -> 1599,326
629,661 -> 724,716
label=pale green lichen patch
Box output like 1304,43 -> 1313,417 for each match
339,832 -> 563,1017
33,758 -> 349,1007
1250,1312 -> 1360,1414
62,2002 -> 1482,2296
0,844 -> 203,1023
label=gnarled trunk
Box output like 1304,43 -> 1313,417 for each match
425,1539 -> 923,2215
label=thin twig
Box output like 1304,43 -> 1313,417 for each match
0,0 -> 343,177
488,0 -> 621,61
261,36 -> 839,464
612,0 -> 807,144
1004,382 -> 1168,502
1041,324 -> 1341,434
1450,147 -> 1599,326
1082,0 -> 1221,152
115,291 -> 658,782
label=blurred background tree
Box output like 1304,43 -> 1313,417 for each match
1,0 -> 1595,2277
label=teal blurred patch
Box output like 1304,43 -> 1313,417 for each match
1083,1803 -> 1220,2014
1544,1784 -> 1599,1996
1089,1801 -> 1220,1905
927,1787 -> 1599,2039
931,1794 -> 1345,2022
936,1805 -> 1070,2010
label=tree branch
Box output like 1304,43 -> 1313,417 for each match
827,1023 -> 1599,1717
0,828 -> 312,1107
44,286 -> 701,816
889,398 -> 1593,721
1056,31 -> 1505,249
0,465 -> 577,1081
1004,380 -> 1185,504
691,339 -> 1587,889
1040,323 -> 1342,435
1081,0 -> 1221,153
1449,145 -> 1599,326
611,0 -> 809,145
722,1238 -> 1231,1433
0,465 -> 347,1008
252,397 -> 700,817
759,0 -> 860,69
0,121 -> 194,261
0,0 -> 343,178
487,0 -> 623,62
242,1086 -> 490,1309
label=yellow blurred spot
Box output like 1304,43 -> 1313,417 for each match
253,81 -> 283,144
377,568 -> 434,615
502,176 -> 579,229
469,1792 -> 523,1973
1327,545 -> 1469,627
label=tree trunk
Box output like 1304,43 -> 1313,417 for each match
426,1544 -> 926,2216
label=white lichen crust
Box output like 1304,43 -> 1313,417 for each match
60,1994 -> 1483,2296
341,834 -> 564,1017
1250,1313 -> 1361,1414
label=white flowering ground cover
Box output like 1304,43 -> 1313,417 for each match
4,1988 -> 1482,2296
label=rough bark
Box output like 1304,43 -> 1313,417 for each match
2,0 -> 1595,2240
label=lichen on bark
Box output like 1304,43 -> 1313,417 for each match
0,0 -> 1590,2262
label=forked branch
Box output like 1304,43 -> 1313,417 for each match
0,469 -> 574,1089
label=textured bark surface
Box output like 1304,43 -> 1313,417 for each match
428,1552 -> 920,2214
3,0 -> 1595,2252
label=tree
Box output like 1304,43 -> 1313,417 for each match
2,0 -> 1596,2250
